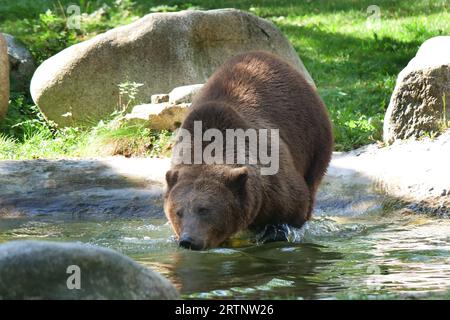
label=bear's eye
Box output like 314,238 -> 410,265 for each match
176,209 -> 184,218
197,207 -> 210,216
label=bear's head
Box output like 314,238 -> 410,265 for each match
164,165 -> 250,250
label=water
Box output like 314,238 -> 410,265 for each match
1,211 -> 449,299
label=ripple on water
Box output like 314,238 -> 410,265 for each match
187,278 -> 297,299
296,217 -> 368,242
0,212 -> 449,299
2,221 -> 63,239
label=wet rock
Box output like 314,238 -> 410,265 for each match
169,84 -> 204,104
1,131 -> 448,220
321,129 -> 450,215
30,9 -> 313,127
383,36 -> 450,144
0,157 -> 170,218
0,33 -> 8,119
2,33 -> 36,93
124,102 -> 189,130
0,240 -> 179,299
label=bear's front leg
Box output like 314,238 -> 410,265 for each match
255,224 -> 305,244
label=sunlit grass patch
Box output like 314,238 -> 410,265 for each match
0,0 -> 449,157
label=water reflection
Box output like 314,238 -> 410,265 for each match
148,242 -> 342,299
0,213 -> 449,299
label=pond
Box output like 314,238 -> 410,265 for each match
1,210 -> 449,299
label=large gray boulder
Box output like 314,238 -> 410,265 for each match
2,33 -> 36,93
383,36 -> 450,144
0,33 -> 8,119
30,9 -> 314,127
3,33 -> 36,92
0,240 -> 179,300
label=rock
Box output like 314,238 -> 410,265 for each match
0,157 -> 170,218
383,36 -> 450,144
30,9 -> 314,127
0,130 -> 448,220
2,33 -> 36,93
320,129 -> 450,216
169,84 -> 204,104
0,240 -> 179,299
124,102 -> 190,130
0,33 -> 8,119
151,93 -> 169,104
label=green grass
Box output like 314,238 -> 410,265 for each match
0,0 -> 449,158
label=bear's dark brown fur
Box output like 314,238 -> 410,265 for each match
164,51 -> 333,250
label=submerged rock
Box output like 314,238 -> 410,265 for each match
30,9 -> 313,127
0,240 -> 179,299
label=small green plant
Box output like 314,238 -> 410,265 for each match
80,112 -> 173,158
149,130 -> 173,157
429,92 -> 450,139
150,5 -> 179,13
117,80 -> 144,112
0,134 -> 18,160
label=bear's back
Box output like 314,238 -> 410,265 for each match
191,51 -> 332,176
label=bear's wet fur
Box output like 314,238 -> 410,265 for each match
164,51 -> 333,250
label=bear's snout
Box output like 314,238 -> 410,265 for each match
179,234 -> 203,250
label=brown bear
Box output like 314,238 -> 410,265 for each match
164,51 -> 333,250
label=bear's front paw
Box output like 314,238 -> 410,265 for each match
256,224 -> 289,243
256,223 -> 305,244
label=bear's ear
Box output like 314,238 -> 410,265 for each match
227,167 -> 248,194
165,170 -> 179,190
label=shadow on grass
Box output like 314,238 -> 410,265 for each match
2,0 -> 447,22
137,0 -> 449,17
281,23 -> 426,82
